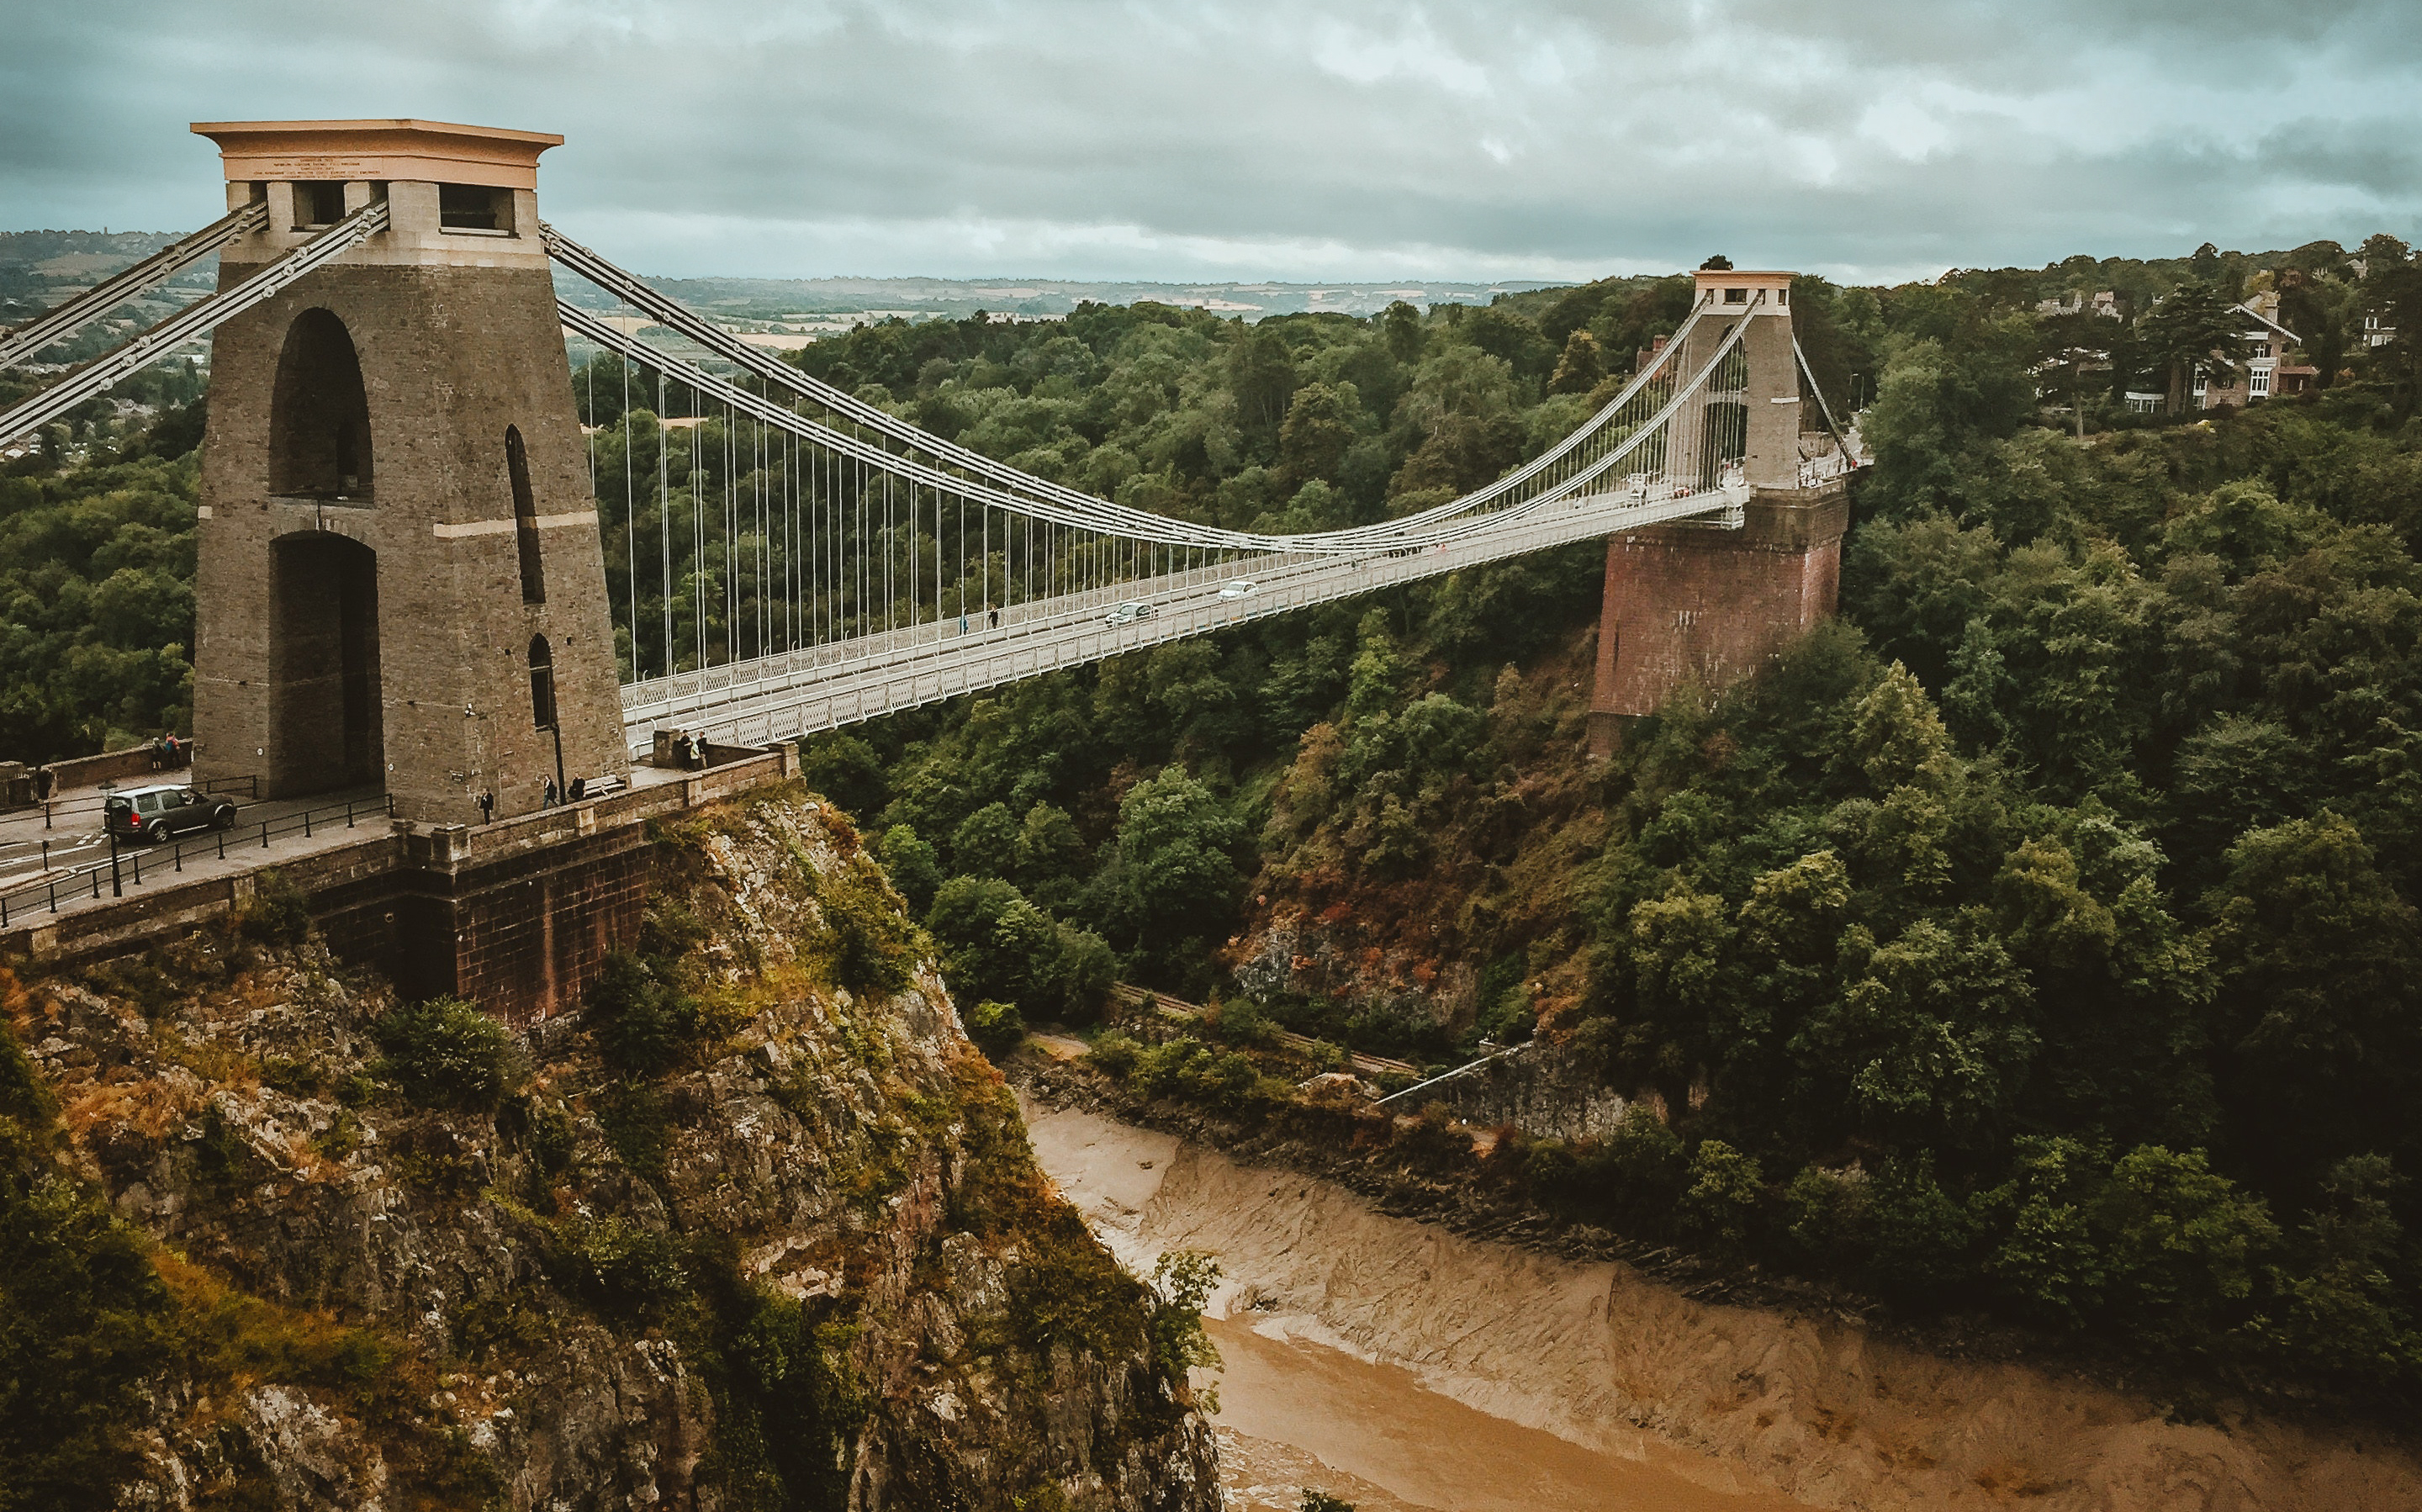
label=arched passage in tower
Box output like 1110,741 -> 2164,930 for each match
267,307 -> 373,500
267,531 -> 383,794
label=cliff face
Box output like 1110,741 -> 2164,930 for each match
1,785 -> 1216,1511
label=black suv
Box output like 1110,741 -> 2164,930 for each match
106,784 -> 238,843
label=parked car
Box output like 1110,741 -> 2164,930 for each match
1218,579 -> 1259,600
105,783 -> 238,843
1103,600 -> 1157,626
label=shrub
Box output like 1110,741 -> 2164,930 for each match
529,1103 -> 576,1177
1678,1139 -> 1764,1259
551,1213 -> 687,1317
685,1245 -> 867,1508
965,1000 -> 1027,1059
1571,1102 -> 1687,1231
584,950 -> 701,1076
1150,1250 -> 1223,1404
373,997 -> 522,1111
819,859 -> 920,997
1522,1137 -> 1578,1199
1784,1164 -> 1872,1271
1206,995 -> 1277,1047
1085,1031 -> 1141,1078
796,732 -> 888,820
1862,1154 -> 1977,1302
236,869 -> 310,945
599,1082 -> 669,1176
926,875 -> 1115,1023
1389,1102 -> 1471,1171
2093,1144 -> 2279,1356
1,1168 -> 171,1509
877,825 -> 942,915
1126,1036 -> 1268,1112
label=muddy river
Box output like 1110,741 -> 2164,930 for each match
1203,1312 -> 1805,1511
1020,1096 -> 2422,1512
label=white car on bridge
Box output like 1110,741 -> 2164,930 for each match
1218,579 -> 1258,600
1103,600 -> 1157,626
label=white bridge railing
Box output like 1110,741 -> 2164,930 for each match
626,478 -> 1749,753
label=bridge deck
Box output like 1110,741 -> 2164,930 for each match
625,483 -> 1748,753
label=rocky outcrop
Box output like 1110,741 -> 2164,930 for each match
1381,1040 -> 1633,1144
5,785 -> 1217,1510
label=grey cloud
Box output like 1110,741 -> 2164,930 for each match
3,0 -> 2419,282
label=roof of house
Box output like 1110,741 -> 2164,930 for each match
2232,301 -> 2300,345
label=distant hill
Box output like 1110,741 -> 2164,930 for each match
0,229 -> 213,338
552,272 -> 1563,326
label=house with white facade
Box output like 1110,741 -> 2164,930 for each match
2199,295 -> 2308,408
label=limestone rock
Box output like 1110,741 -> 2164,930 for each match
12,786 -> 1216,1511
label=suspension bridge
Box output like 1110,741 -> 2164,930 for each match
0,119 -> 1856,823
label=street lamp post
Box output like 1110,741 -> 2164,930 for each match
100,780 -> 122,897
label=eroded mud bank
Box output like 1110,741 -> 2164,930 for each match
1023,1097 -> 2422,1512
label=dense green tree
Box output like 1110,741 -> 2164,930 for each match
2140,280 -> 2245,415
1547,329 -> 1603,394
927,875 -> 1113,1022
2207,814 -> 2422,1189
1275,382 -> 1361,491
877,825 -> 942,916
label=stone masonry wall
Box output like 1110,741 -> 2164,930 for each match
439,829 -> 653,1025
193,182 -> 626,827
1589,479 -> 1849,755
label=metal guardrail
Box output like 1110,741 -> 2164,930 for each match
0,791 -> 393,928
8,772 -> 258,830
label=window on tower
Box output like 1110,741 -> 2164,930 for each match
439,183 -> 511,234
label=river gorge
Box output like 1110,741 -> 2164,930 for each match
1022,1097 -> 2422,1512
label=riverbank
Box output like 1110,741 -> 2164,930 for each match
1020,1092 -> 2422,1512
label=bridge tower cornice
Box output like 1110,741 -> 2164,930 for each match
194,119 -> 561,273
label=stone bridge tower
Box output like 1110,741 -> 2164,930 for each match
189,119 -> 628,824
1587,268 -> 1851,755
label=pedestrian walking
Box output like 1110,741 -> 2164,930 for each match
542,778 -> 560,808
476,789 -> 495,825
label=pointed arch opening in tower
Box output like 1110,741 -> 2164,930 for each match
528,634 -> 558,730
267,531 -> 382,794
267,307 -> 373,500
507,425 -> 546,604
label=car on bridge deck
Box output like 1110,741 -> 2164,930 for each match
1218,579 -> 1258,600
1103,600 -> 1158,626
105,783 -> 239,843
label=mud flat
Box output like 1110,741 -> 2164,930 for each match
1023,1097 -> 2422,1512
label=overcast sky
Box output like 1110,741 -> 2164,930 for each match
5,0 -> 2419,285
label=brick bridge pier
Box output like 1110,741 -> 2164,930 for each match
1587,268 -> 1853,755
